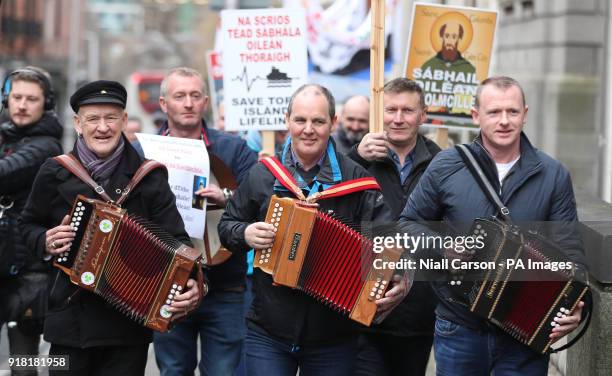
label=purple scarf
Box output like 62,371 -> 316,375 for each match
76,135 -> 125,182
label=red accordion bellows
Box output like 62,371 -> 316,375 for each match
255,196 -> 400,326
299,212 -> 375,314
54,195 -> 202,332
458,219 -> 589,354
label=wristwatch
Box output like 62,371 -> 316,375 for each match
222,188 -> 233,202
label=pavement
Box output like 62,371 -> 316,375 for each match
0,323 -> 564,376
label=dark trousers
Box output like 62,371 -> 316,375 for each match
354,333 -> 433,376
1,323 -> 41,376
48,343 -> 148,376
246,328 -> 358,376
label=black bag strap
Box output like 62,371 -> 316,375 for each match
455,145 -> 512,224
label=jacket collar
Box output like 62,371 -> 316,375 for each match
469,132 -> 543,195
380,135 -> 434,171
0,112 -> 63,141
411,135 -> 436,170
277,137 -> 342,189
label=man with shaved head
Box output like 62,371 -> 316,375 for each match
333,95 -> 370,155
219,84 -> 405,375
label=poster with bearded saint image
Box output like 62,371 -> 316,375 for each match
405,3 -> 497,127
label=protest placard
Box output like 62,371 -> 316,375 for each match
405,3 -> 497,126
222,8 -> 308,131
135,134 -> 209,239
206,50 -> 224,127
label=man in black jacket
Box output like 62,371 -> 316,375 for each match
348,78 -> 440,376
0,66 -> 63,375
219,84 -> 407,376
20,80 -> 201,376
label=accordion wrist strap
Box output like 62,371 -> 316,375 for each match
53,154 -> 165,205
261,156 -> 380,203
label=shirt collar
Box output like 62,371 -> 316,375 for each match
388,147 -> 415,166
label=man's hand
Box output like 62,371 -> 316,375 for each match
357,132 -> 389,162
195,183 -> 225,206
45,215 -> 75,256
169,278 -> 201,319
550,301 -> 584,343
245,222 -> 276,249
375,274 -> 409,315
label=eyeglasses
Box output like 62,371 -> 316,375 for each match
80,114 -> 121,127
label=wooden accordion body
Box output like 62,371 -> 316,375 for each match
54,195 -> 202,332
454,219 -> 589,354
254,195 -> 402,326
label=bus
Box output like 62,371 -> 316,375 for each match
125,71 -> 165,134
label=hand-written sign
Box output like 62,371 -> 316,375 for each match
135,133 -> 210,239
222,8 -> 308,131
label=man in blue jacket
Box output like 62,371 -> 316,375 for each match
153,67 -> 257,376
400,76 -> 585,375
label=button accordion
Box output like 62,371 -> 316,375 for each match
454,218 -> 589,353
254,195 -> 402,326
54,195 -> 203,332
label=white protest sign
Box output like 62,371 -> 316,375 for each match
222,8 -> 308,131
135,133 -> 209,239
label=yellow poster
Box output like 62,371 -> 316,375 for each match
405,3 -> 497,124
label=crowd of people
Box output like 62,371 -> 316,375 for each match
0,64 -> 587,376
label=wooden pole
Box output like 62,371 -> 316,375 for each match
434,128 -> 449,149
261,131 -> 275,159
369,0 -> 385,133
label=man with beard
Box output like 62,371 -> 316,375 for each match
421,21 -> 476,115
0,67 -> 63,376
332,95 -> 369,155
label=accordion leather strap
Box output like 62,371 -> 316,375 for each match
54,154 -> 165,205
54,154 -> 113,202
116,160 -> 165,206
261,156 -> 380,203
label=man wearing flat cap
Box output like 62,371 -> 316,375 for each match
20,80 -> 201,375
